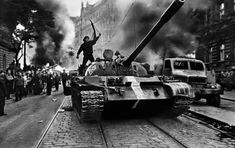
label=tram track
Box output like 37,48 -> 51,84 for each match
184,110 -> 235,139
182,113 -> 235,139
35,96 -> 235,148
145,119 -> 189,148
35,97 -> 66,148
221,97 -> 235,103
98,118 -> 189,148
97,121 -> 110,148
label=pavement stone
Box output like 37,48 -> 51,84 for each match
39,97 -> 105,148
38,90 -> 235,148
102,120 -> 182,148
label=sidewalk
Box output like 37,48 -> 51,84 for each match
189,90 -> 235,127
221,90 -> 235,101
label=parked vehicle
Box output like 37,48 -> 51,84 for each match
161,57 -> 223,107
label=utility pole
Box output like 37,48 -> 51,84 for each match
23,40 -> 27,70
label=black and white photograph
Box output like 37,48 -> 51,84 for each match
0,0 -> 235,147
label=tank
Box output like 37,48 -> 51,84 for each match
66,0 -> 194,121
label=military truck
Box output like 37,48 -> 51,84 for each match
162,57 -> 223,107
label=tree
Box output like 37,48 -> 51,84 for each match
1,0 -> 56,69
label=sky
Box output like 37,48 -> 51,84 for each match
63,0 -> 100,16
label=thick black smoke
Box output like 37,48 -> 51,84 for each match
0,0 -> 75,67
0,0 -> 19,32
119,0 -> 209,60
33,0 -> 75,68
32,29 -> 64,66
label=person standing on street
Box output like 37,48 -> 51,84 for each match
61,69 -> 67,92
14,72 -> 24,101
54,73 -> 60,91
46,72 -> 53,95
76,20 -> 101,75
0,70 -> 7,116
5,69 -> 14,100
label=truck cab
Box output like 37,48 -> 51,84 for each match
162,57 -> 222,107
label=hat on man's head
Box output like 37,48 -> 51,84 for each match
83,36 -> 89,42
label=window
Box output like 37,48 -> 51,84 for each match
209,48 -> 213,63
190,62 -> 204,71
220,3 -> 225,19
164,60 -> 171,70
174,61 -> 188,70
3,54 -> 6,70
234,0 -> 235,11
220,44 -> 225,61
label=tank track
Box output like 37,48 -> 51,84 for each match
167,96 -> 193,117
79,91 -> 105,121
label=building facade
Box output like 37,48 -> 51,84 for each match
196,0 -> 235,72
72,0 -> 120,57
0,24 -> 15,71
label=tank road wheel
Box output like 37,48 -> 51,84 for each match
206,95 -> 221,107
166,96 -> 192,118
78,91 -> 105,122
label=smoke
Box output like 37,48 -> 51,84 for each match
33,0 -> 76,67
113,0 -> 212,64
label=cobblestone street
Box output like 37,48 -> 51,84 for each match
38,92 -> 235,148
39,97 -> 105,148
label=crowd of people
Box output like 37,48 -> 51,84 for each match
0,68 -> 68,116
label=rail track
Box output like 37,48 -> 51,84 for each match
36,97 -> 235,148
221,97 -> 235,102
184,110 -> 235,139
97,119 -> 189,148
144,119 -> 188,148
35,98 -> 66,148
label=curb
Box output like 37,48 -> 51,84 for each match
221,97 -> 235,102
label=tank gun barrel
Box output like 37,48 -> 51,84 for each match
123,0 -> 185,67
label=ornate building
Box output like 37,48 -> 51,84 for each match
71,0 -> 120,57
196,0 -> 235,72
0,24 -> 16,71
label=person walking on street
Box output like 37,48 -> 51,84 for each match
76,20 -> 101,75
14,72 -> 24,101
0,71 -> 7,116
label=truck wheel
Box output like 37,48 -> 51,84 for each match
227,85 -> 232,91
206,95 -> 220,107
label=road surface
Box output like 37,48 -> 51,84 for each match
0,90 -> 64,148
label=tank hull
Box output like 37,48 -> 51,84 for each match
69,76 -> 193,121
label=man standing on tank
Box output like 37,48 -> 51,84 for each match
76,20 -> 101,75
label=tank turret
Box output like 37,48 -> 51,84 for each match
67,0 -> 195,122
